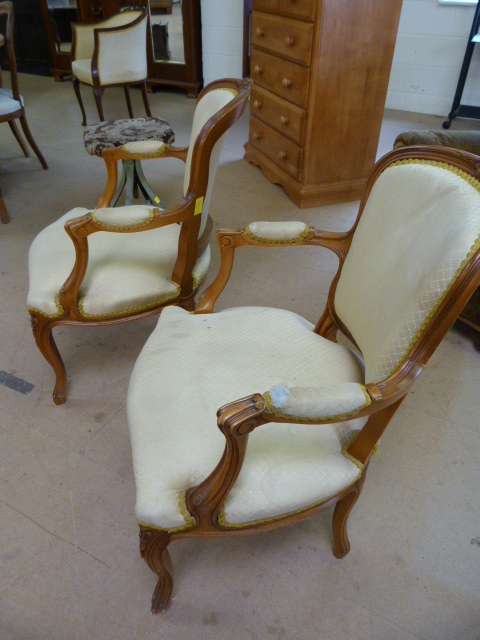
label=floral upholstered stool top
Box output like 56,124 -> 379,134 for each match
84,116 -> 175,207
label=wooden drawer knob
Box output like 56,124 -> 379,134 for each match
282,77 -> 291,88
279,115 -> 289,126
255,27 -> 264,38
254,65 -> 263,76
252,132 -> 262,142
285,36 -> 295,47
278,151 -> 288,160
253,99 -> 262,110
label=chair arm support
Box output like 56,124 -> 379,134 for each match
195,224 -> 352,313
57,198 -> 197,313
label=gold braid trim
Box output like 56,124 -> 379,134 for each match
28,293 -> 65,319
120,144 -> 166,159
92,207 -> 155,230
78,284 -> 181,319
381,160 -> 480,379
263,385 -> 371,423
217,452 -> 364,530
245,225 -> 310,245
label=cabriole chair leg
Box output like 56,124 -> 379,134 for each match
332,472 -> 367,559
73,77 -> 87,126
93,87 -> 105,122
140,82 -> 151,117
139,528 -> 174,614
19,116 -> 48,169
30,315 -> 67,404
124,86 -> 134,118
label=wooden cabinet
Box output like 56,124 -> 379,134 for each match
244,0 -> 404,207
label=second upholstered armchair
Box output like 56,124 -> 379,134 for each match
71,8 -> 150,125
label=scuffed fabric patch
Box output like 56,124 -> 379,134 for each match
83,116 -> 175,157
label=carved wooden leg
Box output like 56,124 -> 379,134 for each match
124,86 -> 134,119
73,77 -> 87,126
139,527 -> 174,614
332,471 -> 367,559
8,119 -> 30,157
18,115 -> 48,170
30,315 -> 67,405
141,82 -> 152,117
93,87 -> 105,123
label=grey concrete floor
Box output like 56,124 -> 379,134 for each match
0,73 -> 479,640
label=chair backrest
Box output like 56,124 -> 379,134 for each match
182,78 -> 252,235
333,148 -> 480,385
95,10 -> 147,85
0,1 -> 20,101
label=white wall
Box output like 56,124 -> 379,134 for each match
387,0 -> 480,115
200,0 -> 480,117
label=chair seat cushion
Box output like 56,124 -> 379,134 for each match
127,306 -> 367,531
72,59 -> 93,85
83,117 -> 175,157
27,206 -> 210,318
0,88 -> 23,116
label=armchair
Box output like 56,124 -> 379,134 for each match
71,8 -> 151,126
126,146 -> 480,612
27,78 -> 251,404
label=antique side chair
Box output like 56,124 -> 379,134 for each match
126,146 -> 480,612
27,78 -> 251,403
71,8 -> 150,126
0,0 -> 48,224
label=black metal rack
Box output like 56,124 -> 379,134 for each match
443,2 -> 480,129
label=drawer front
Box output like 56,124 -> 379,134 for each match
250,86 -> 306,146
253,0 -> 279,13
249,117 -> 303,179
251,48 -> 309,108
279,0 -> 316,22
252,12 -> 313,66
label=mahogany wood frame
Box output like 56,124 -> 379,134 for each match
137,146 -> 480,613
0,1 -> 48,225
71,9 -> 151,126
29,78 -> 251,404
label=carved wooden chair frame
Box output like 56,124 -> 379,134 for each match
137,146 -> 480,613
71,8 -> 151,126
29,78 -> 252,404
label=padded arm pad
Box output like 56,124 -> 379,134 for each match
122,141 -> 167,157
245,221 -> 309,243
264,383 -> 371,422
92,205 -> 157,230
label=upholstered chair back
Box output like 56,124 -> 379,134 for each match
182,87 -> 239,235
73,11 -> 144,62
95,12 -> 148,86
334,160 -> 480,384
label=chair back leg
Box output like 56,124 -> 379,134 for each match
93,86 -> 105,122
140,82 -> 152,117
8,120 -> 30,158
19,115 -> 48,169
0,189 -> 10,224
73,77 -> 87,126
124,86 -> 134,119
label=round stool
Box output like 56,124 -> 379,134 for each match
84,116 -> 175,207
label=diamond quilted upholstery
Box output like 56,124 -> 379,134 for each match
27,205 -> 210,318
127,306 -> 366,530
335,162 -> 480,383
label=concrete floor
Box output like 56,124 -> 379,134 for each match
0,73 -> 479,640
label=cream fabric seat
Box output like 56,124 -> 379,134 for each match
128,305 -> 366,530
28,206 -> 210,319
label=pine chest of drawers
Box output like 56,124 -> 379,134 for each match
244,0 -> 404,207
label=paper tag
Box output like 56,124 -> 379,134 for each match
194,197 -> 204,216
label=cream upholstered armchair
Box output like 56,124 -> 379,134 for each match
71,8 -> 150,126
126,146 -> 480,612
27,78 -> 251,404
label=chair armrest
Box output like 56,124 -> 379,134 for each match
91,205 -> 157,230
263,383 -> 371,422
195,224 -> 352,313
